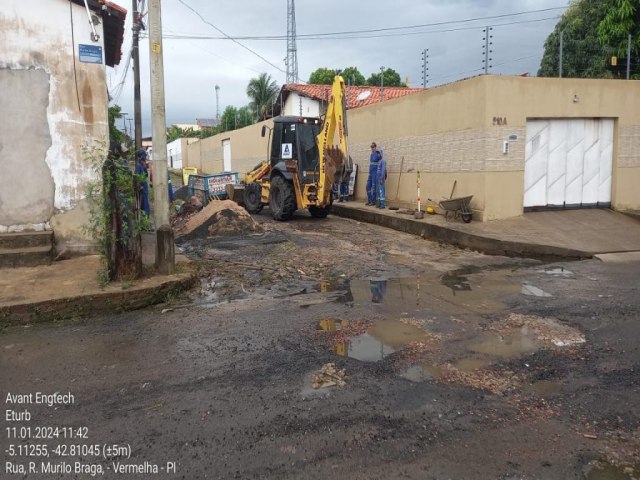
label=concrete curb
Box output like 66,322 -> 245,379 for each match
620,210 -> 640,222
331,204 -> 592,261
0,273 -> 197,326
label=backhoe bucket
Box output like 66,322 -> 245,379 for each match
324,146 -> 345,189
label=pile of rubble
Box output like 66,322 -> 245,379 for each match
488,313 -> 586,348
311,363 -> 346,389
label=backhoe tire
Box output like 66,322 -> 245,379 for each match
243,182 -> 263,214
309,205 -> 331,218
269,175 -> 296,221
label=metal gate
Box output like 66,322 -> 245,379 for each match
524,118 -> 613,208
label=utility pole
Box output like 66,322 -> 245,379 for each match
559,30 -> 564,78
148,0 -> 174,274
421,49 -> 429,88
380,66 -> 385,102
482,26 -> 493,74
132,0 -> 142,150
626,33 -> 632,80
215,84 -> 220,125
121,112 -> 129,136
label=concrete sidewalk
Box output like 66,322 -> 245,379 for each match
0,252 -> 195,326
332,203 -> 640,260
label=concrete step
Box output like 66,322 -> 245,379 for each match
0,231 -> 54,249
0,246 -> 53,267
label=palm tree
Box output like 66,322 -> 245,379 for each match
246,73 -> 279,121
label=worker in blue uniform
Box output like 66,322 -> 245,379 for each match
370,278 -> 387,304
366,142 -> 382,206
135,149 -> 150,217
377,149 -> 387,209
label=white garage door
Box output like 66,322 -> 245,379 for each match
523,118 -> 613,208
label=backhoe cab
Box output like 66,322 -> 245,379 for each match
240,75 -> 348,221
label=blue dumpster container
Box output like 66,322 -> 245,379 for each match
187,172 -> 239,205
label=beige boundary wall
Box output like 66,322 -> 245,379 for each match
185,122 -> 269,177
184,76 -> 640,221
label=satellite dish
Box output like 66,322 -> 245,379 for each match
356,90 -> 371,101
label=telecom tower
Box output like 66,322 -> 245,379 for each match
286,0 -> 298,84
215,85 -> 220,124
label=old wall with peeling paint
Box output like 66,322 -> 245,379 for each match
0,0 -> 109,252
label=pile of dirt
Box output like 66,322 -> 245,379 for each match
207,207 -> 264,237
174,199 -> 263,240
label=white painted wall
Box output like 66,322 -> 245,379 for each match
284,92 -> 321,117
167,138 -> 183,170
222,139 -> 232,172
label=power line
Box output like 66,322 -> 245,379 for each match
160,6 -> 566,41
292,6 -> 567,38
175,0 -> 286,74
427,54 -> 539,85
186,40 -> 266,75
161,15 -> 562,41
110,47 -> 133,104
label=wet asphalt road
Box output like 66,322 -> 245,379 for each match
1,211 -> 639,479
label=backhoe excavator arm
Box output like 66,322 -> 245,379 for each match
244,161 -> 270,184
316,75 -> 349,205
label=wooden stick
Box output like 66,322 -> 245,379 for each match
394,156 -> 404,201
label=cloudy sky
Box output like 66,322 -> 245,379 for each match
107,0 -> 569,136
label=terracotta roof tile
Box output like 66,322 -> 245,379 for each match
281,83 -> 424,110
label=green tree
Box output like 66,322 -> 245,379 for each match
537,0 -> 628,78
246,73 -> 279,121
366,68 -> 406,87
341,66 -> 366,85
309,66 -> 366,85
308,67 -> 337,84
108,105 -> 125,147
166,125 -> 200,142
220,106 -> 238,132
597,0 -> 640,57
198,128 -> 217,139
237,106 -> 253,128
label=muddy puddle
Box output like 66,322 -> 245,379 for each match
319,267 -> 523,316
318,310 -> 585,393
316,266 -> 586,394
543,266 -> 575,277
189,277 -> 250,307
524,380 -> 562,396
319,318 -> 431,362
320,315 -> 546,365
584,461 -> 639,480
466,330 -> 539,359
318,262 -> 570,316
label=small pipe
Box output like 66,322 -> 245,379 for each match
417,170 -> 421,213
82,0 -> 100,42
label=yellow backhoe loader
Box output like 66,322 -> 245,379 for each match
230,75 -> 349,220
